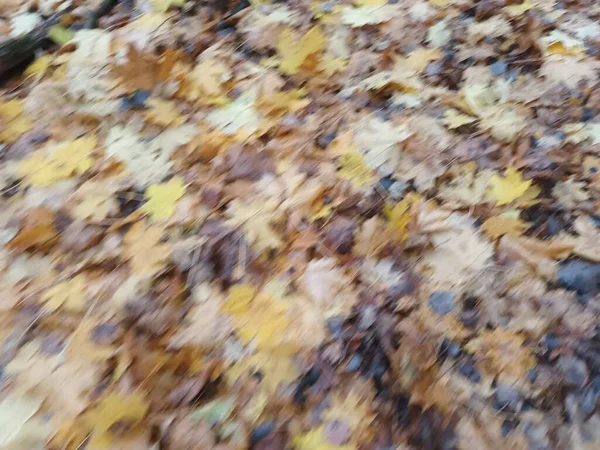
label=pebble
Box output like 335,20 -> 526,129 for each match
544,333 -> 563,352
558,356 -> 589,387
428,291 -> 455,316
490,60 -> 507,76
457,360 -> 481,383
558,260 -> 600,295
494,384 -> 524,413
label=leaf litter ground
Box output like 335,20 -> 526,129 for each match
1,0 -> 600,448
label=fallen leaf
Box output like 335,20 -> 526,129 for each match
142,177 -> 186,221
124,222 -> 171,274
145,98 -> 184,127
337,151 -> 375,187
0,392 -> 43,447
0,99 -> 32,143
43,274 -> 87,312
482,215 -> 528,239
19,137 -> 96,186
443,109 -> 477,129
488,168 -> 533,206
278,26 -> 325,74
225,199 -> 283,254
83,392 -> 148,448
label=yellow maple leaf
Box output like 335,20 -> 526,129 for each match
384,198 -> 413,241
442,109 -> 477,129
42,275 -> 87,312
221,284 -> 257,315
0,99 -> 32,143
83,392 -> 148,448
481,215 -> 528,239
293,426 -> 355,450
19,137 -> 96,186
227,352 -> 297,395
124,222 -> 171,274
488,167 -> 533,206
278,26 -> 325,75
142,177 -> 186,221
151,0 -> 185,13
144,98 -> 184,127
25,55 -> 53,77
257,90 -> 310,117
338,151 -> 375,187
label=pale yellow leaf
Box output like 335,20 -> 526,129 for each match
142,177 -> 186,221
488,168 -> 533,206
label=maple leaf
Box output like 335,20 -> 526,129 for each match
302,258 -> 356,316
19,137 -> 96,186
145,99 -> 184,127
464,329 -> 535,382
488,168 -> 533,206
353,116 -> 412,176
142,177 -> 186,221
206,92 -> 265,139
337,151 -> 375,187
187,58 -> 230,99
278,26 -> 325,74
437,169 -> 491,207
83,392 -> 148,448
72,180 -> 120,222
568,216 -> 600,263
225,199 -> 283,254
443,109 -> 477,129
482,215 -> 528,240
124,222 -> 171,274
227,353 -> 298,394
42,274 -> 87,312
0,99 -> 32,143
422,212 -> 494,287
293,426 -> 354,450
384,198 -> 413,241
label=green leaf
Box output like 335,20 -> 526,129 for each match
191,398 -> 235,425
48,25 -> 74,46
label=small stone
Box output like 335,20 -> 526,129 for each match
317,131 -> 337,148
558,260 -> 600,295
319,2 -> 334,13
558,356 -> 589,387
428,291 -> 454,316
544,333 -> 562,352
524,422 -> 551,450
379,176 -> 395,190
389,180 -> 409,200
457,360 -> 481,383
494,384 -> 523,413
490,60 -> 507,76
501,418 -> 518,436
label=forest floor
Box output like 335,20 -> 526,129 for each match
1,0 -> 600,449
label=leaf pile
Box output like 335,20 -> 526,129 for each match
1,0 -> 600,449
